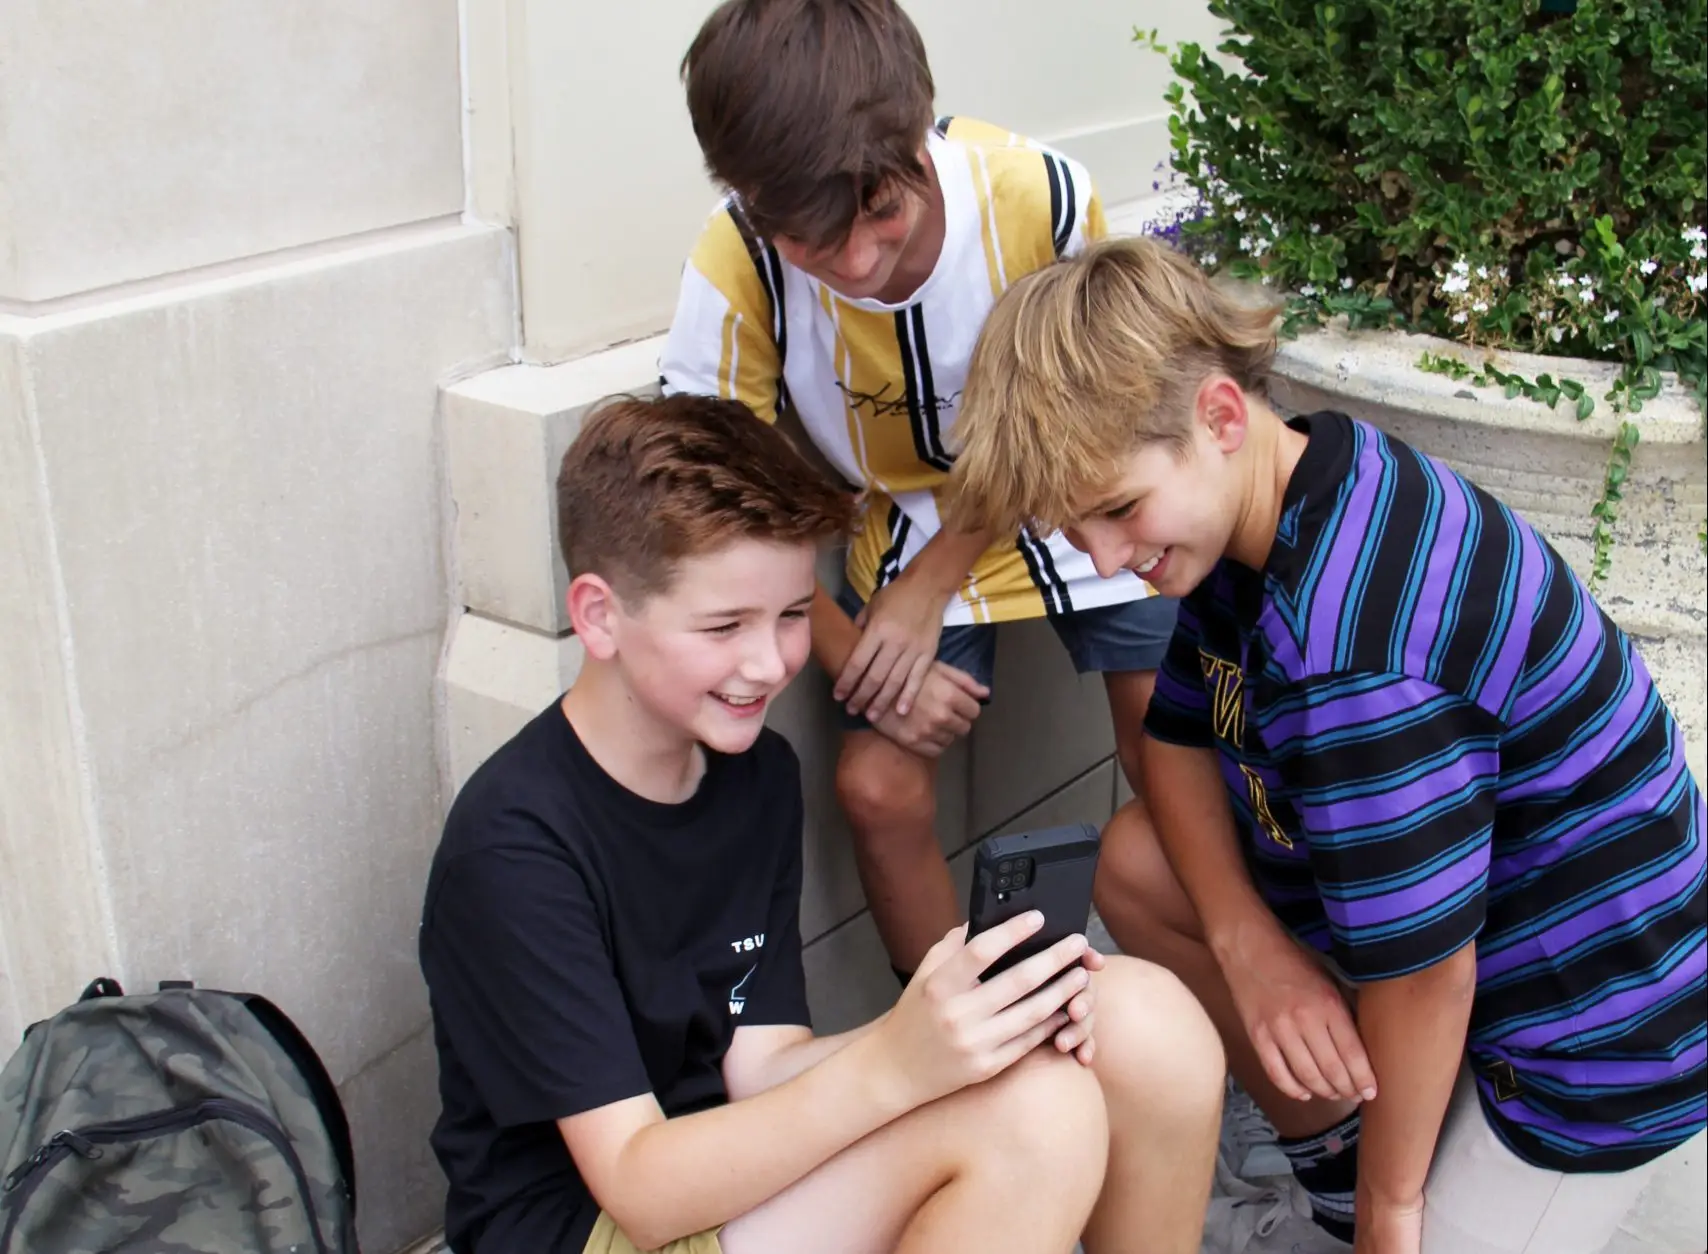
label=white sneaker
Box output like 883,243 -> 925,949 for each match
1200,1174 -> 1352,1254
1221,1078 -> 1293,1180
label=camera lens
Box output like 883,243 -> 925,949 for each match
998,860 -> 1014,874
1012,867 -> 1028,888
996,875 -> 1011,890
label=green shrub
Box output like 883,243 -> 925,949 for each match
1144,0 -> 1708,576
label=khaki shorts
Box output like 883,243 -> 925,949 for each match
582,1211 -> 722,1254
1420,1064 -> 1700,1254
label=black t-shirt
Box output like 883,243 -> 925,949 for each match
418,700 -> 811,1254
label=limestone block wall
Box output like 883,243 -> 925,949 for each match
439,341 -> 1126,1033
0,6 -> 517,1252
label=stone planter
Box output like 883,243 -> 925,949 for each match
1268,324 -> 1707,784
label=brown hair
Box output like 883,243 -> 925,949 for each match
950,237 -> 1284,534
557,393 -> 852,601
681,0 -> 935,249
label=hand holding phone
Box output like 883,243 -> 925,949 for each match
965,824 -> 1103,1063
875,915 -> 1092,1110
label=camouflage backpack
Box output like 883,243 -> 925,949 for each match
0,978 -> 357,1254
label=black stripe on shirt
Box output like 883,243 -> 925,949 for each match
1016,530 -> 1073,615
729,198 -> 792,413
876,504 -> 913,589
894,308 -> 954,472
1042,154 -> 1075,256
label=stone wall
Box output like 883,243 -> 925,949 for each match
0,6 -> 515,1251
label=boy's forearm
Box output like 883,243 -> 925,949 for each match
1354,944 -> 1477,1215
745,1020 -> 882,1095
808,583 -> 860,675
900,524 -> 997,599
601,1029 -> 910,1247
1142,735 -> 1278,952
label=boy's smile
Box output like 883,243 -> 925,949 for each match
603,538 -> 818,756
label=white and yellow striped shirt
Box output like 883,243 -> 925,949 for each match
661,117 -> 1150,626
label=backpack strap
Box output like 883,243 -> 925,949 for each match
79,977 -> 124,1001
237,993 -> 359,1213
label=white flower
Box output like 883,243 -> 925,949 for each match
1203,253 -> 1219,267
1452,311 -> 1469,324
1603,310 -> 1619,323
1639,259 -> 1659,276
1550,326 -> 1566,342
1476,266 -> 1490,279
1577,274 -> 1596,288
1555,273 -> 1576,291
1443,274 -> 1470,294
1309,224 -> 1321,235
1233,208 -> 1248,222
1580,290 -> 1596,305
1452,260 -> 1471,275
1226,189 -> 1243,205
1472,300 -> 1489,312
1683,226 -> 1707,243
1300,284 -> 1320,297
1692,242 -> 1707,261
1689,273 -> 1708,294
1341,277 -> 1355,290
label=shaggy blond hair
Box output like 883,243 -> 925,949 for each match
950,237 -> 1283,534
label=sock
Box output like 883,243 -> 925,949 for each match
1277,1110 -> 1360,1243
891,964 -> 914,990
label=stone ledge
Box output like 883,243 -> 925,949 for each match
442,337 -> 666,635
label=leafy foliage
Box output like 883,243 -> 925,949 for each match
1140,0 -> 1708,576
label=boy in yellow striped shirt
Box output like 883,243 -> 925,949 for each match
663,0 -> 1177,982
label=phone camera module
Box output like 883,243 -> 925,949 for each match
996,875 -> 1011,890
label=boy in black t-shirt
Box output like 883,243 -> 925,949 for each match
419,394 -> 1228,1254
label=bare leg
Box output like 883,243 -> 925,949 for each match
1082,955 -> 1226,1254
837,730 -> 958,973
1094,801 -> 1356,1138
720,1050 -> 1108,1254
1101,670 -> 1157,800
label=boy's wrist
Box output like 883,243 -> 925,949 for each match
852,1015 -> 929,1121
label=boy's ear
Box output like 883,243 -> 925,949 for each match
1198,375 -> 1252,454
566,573 -> 623,661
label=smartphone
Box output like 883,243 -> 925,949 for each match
965,823 -> 1100,981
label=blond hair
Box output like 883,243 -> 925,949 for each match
950,237 -> 1283,534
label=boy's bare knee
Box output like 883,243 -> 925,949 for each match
835,736 -> 934,837
1093,802 -> 1164,909
1091,956 -> 1225,1120
968,1052 -> 1110,1176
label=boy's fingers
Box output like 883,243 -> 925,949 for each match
996,1013 -> 1071,1073
937,662 -> 990,699
976,939 -> 1089,1020
1303,1020 -> 1358,1101
1253,1025 -> 1312,1102
894,655 -> 932,719
987,972 -> 1086,1052
1275,1020 -> 1337,1100
833,637 -> 878,701
955,910 -> 1047,979
846,646 -> 902,715
1327,1015 -> 1378,1101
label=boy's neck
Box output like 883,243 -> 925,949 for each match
1225,398 -> 1310,574
874,148 -> 947,305
560,662 -> 706,805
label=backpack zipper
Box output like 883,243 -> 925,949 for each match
0,1097 -> 331,1254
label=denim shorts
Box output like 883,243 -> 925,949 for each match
832,585 -> 1179,732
